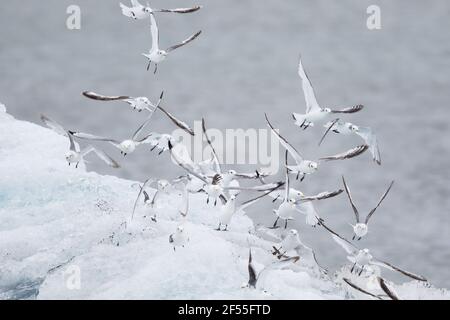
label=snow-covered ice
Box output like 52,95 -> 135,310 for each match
0,109 -> 448,300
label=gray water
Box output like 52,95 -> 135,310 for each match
1,0 -> 449,289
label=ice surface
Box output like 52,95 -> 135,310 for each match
0,110 -> 448,300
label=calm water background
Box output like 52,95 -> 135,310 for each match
1,0 -> 449,288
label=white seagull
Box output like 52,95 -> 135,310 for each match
143,13 -> 202,73
82,91 -> 194,136
320,221 -> 427,281
169,225 -> 189,251
40,115 -> 120,169
266,114 -> 368,181
71,113 -> 157,156
321,120 -> 381,165
342,176 -> 394,240
120,1 -> 201,20
292,56 -> 364,130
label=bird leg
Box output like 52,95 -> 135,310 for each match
158,150 -> 164,155
206,197 -> 210,204
352,235 -> 356,240
154,64 -> 158,74
300,174 -> 305,182
272,195 -> 280,203
215,223 -> 222,231
272,217 -> 279,228
223,225 -> 228,231
146,60 -> 151,71
214,199 -> 217,206
358,237 -> 362,241
358,266 -> 365,276
351,262 -> 356,273
76,162 -> 79,169
296,172 -> 300,180
284,220 -> 288,229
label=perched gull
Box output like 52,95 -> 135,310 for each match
40,114 -> 119,168
292,56 -> 363,130
82,91 -> 194,136
245,249 -> 299,289
321,120 -> 381,165
120,1 -> 201,20
143,13 -> 202,73
71,112 -> 159,156
320,221 -> 427,281
266,114 -> 367,180
342,176 -> 394,240
169,225 -> 189,251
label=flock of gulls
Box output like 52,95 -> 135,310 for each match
39,1 -> 428,299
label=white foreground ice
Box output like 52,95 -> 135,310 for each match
0,106 -> 448,300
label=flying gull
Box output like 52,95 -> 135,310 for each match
292,56 -> 363,130
342,176 -> 394,240
120,1 -> 201,20
143,13 -> 201,73
82,91 -> 194,136
40,114 -> 119,169
320,120 -> 381,165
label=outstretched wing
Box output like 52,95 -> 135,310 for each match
40,114 -> 68,137
355,126 -> 381,165
296,189 -> 343,202
82,91 -> 130,101
166,30 -> 202,53
149,13 -> 159,51
365,181 -> 394,224
319,145 -> 368,162
343,278 -> 383,300
81,146 -> 120,168
156,6 -> 202,14
131,178 -> 154,220
157,105 -> 194,136
169,141 -> 209,184
202,118 -> 221,174
331,105 -> 364,114
265,113 -> 304,164
371,259 -> 427,282
342,176 -> 360,223
71,132 -> 120,145
320,220 -> 358,255
237,183 -> 283,213
298,55 -> 321,113
378,277 -> 400,300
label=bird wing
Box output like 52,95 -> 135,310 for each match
284,150 -> 290,202
82,91 -> 130,101
67,132 -> 77,152
265,113 -> 304,163
319,145 -> 368,162
157,105 -> 194,136
166,30 -> 202,53
202,118 -> 221,174
378,277 -> 400,300
149,13 -> 159,51
331,104 -> 364,114
355,126 -> 381,165
131,178 -> 154,220
257,256 -> 300,282
237,183 -> 284,213
247,249 -> 258,288
371,259 -> 427,282
40,114 -> 68,137
131,0 -> 143,7
342,176 -> 360,223
320,220 -> 358,255
81,146 -> 120,168
71,132 -> 120,145
132,114 -> 155,142
224,181 -> 285,193
298,55 -> 321,113
365,181 -> 394,224
343,278 -> 383,300
318,118 -> 340,146
169,141 -> 209,184
155,6 -> 202,14
296,189 -> 343,202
